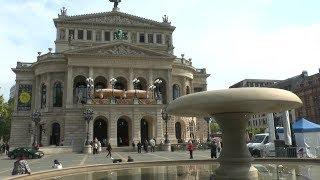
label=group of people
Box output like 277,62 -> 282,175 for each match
0,142 -> 9,156
134,138 -> 156,153
186,139 -> 222,159
11,155 -> 63,175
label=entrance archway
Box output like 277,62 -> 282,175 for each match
175,122 -> 182,141
51,123 -> 60,146
141,119 -> 149,142
117,118 -> 129,146
93,118 -> 108,147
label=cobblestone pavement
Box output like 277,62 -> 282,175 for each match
0,150 -> 212,179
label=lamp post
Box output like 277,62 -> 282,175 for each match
86,77 -> 94,104
110,78 -> 117,102
83,108 -> 94,146
132,78 -> 140,99
161,107 -> 170,144
204,117 -> 212,142
154,79 -> 163,103
30,110 -> 41,144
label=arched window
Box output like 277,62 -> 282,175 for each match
186,86 -> 190,95
173,84 -> 181,100
40,84 -> 46,109
94,76 -> 107,90
74,76 -> 87,104
53,82 -> 63,107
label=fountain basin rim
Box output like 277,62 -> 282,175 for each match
167,88 -> 302,117
7,158 -> 320,180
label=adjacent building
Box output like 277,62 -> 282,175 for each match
10,4 -> 210,151
229,79 -> 280,128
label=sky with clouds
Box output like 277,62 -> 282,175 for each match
1,0 -> 320,100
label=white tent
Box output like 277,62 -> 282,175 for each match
277,118 -> 320,158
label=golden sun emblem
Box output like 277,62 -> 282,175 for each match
19,92 -> 31,104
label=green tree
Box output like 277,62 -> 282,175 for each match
0,96 -> 14,142
210,121 -> 221,133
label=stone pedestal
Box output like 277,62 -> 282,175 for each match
83,145 -> 92,154
214,113 -> 258,180
133,98 -> 139,105
162,143 -> 171,151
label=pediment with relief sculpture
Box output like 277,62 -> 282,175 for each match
64,42 -> 175,58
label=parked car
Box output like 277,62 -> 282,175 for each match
247,133 -> 275,157
8,147 -> 44,159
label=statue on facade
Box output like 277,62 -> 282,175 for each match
59,7 -> 67,18
77,90 -> 83,104
109,0 -> 121,11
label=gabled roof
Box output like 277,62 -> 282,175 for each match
54,10 -> 175,30
63,41 -> 176,59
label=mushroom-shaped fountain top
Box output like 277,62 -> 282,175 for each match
167,88 -> 302,117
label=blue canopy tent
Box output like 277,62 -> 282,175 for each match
277,118 -> 320,158
277,118 -> 320,133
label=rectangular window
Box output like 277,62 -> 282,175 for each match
148,34 -> 154,43
96,30 -> 102,42
139,33 -> 145,43
156,34 -> 162,44
87,30 -> 92,40
78,30 -> 84,40
68,29 -> 75,39
105,31 -> 111,41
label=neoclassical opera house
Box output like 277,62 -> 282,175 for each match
10,5 -> 209,151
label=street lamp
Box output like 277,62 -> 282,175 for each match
30,110 -> 41,144
132,78 -> 140,99
161,106 -> 170,144
86,77 -> 94,104
154,79 -> 163,101
83,108 -> 94,145
204,117 -> 212,142
109,78 -> 117,100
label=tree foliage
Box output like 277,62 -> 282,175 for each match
0,95 -> 14,142
210,121 -> 221,133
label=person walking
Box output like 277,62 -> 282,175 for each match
210,141 -> 217,158
93,138 -> 98,154
187,140 -> 194,159
137,141 -> 142,153
11,155 -> 31,175
5,143 -> 9,155
131,141 -> 135,151
144,140 -> 149,153
106,142 -> 112,158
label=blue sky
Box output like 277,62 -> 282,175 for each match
1,0 -> 320,100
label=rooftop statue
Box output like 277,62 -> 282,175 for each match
109,0 -> 121,11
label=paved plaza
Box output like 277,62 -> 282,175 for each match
0,150 -> 212,179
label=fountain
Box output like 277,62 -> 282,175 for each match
167,87 -> 302,179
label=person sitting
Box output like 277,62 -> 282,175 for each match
52,160 -> 63,169
127,156 -> 134,162
12,155 -> 31,175
111,157 -> 122,163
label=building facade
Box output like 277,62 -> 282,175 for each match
10,6 -> 209,151
229,79 -> 280,129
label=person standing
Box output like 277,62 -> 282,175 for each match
187,141 -> 194,159
210,141 -> 217,158
137,141 -> 142,153
144,140 -> 149,153
106,142 -> 112,158
93,138 -> 98,154
149,138 -> 155,152
52,159 -> 63,169
5,143 -> 9,155
11,155 -> 31,175
131,141 -> 135,151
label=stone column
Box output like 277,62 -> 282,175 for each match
109,112 -> 117,146
182,77 -> 187,95
129,68 -> 134,90
148,69 -> 154,85
92,30 -> 96,42
214,113 -> 258,179
108,68 -> 114,88
34,75 -> 40,109
13,80 -> 20,115
132,108 -> 141,143
66,66 -> 73,108
156,109 -> 164,143
167,69 -> 173,103
46,73 -> 52,110
74,28 -> 78,39
84,30 -> 87,40
283,111 -> 292,146
102,30 -> 105,42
